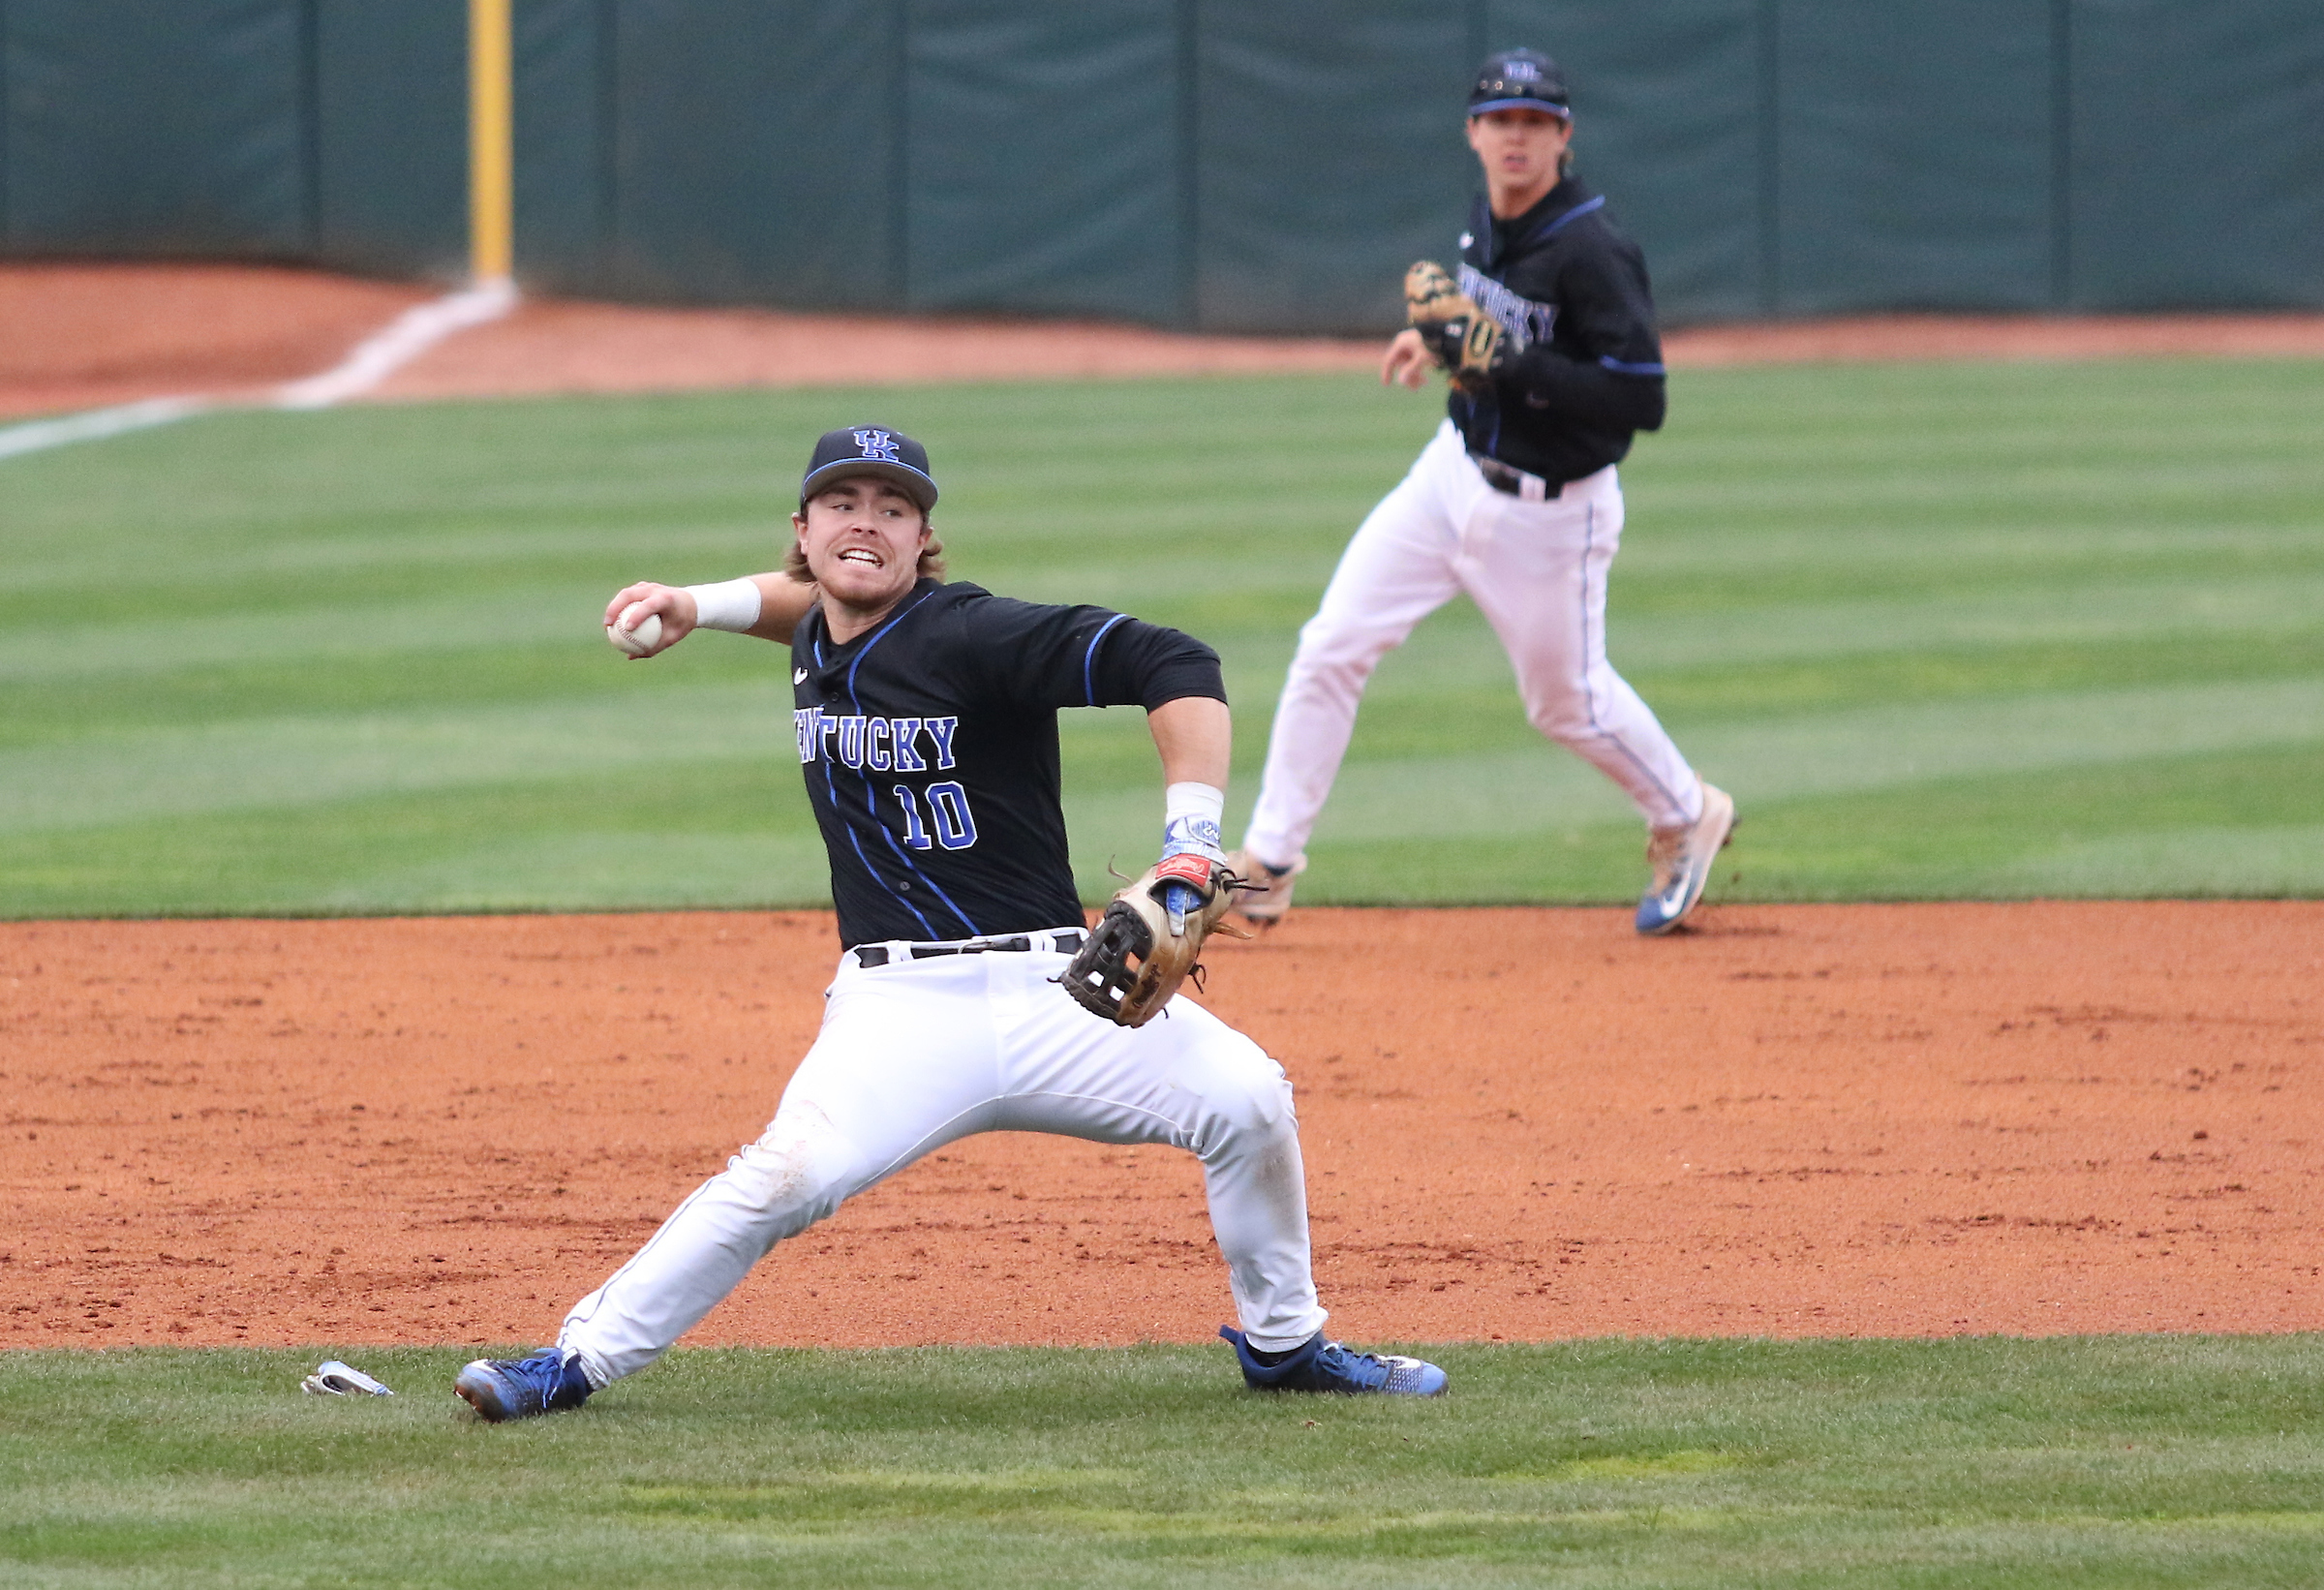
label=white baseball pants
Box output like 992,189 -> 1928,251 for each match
558,933 -> 1327,1388
1242,418 -> 1702,866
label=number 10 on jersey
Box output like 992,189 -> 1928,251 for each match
894,781 -> 977,850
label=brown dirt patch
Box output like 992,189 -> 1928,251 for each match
371,303 -> 2324,399
1662,311 -> 2324,366
0,262 -> 434,419
5,902 -> 2317,1353
370,296 -> 1381,403
7,262 -> 2323,422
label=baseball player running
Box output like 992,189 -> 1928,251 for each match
454,426 -> 1446,1420
1232,48 -> 1733,936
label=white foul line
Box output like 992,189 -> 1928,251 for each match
0,275 -> 519,462
272,276 -> 516,409
0,395 -> 216,461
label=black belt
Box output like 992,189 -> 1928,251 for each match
853,931 -> 1083,969
1471,453 -> 1561,502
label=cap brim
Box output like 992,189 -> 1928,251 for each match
1468,97 -> 1570,118
799,459 -> 938,511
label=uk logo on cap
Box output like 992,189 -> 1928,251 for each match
1504,59 -> 1541,81
852,429 -> 902,463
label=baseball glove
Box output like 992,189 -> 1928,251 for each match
1058,852 -> 1251,1028
1404,260 -> 1507,391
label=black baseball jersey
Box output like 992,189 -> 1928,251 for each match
790,578 -> 1226,949
1452,173 -> 1668,487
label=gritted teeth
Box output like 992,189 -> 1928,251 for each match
838,548 -> 881,566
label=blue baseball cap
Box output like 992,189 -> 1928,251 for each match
1468,49 -> 1570,119
799,425 -> 939,512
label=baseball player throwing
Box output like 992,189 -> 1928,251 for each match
1232,48 -> 1733,936
454,426 -> 1446,1420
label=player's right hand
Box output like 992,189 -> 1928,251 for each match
602,582 -> 693,656
1381,328 -> 1434,390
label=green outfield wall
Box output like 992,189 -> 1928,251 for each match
2,0 -> 2319,330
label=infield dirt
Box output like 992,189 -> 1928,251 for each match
10,260 -> 2324,420
6,902 -> 2317,1352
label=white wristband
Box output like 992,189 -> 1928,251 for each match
1162,781 -> 1227,855
684,578 -> 763,633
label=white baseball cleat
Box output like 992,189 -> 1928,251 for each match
1226,850 -> 1306,928
1636,783 -> 1736,936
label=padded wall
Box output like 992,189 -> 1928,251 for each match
5,1 -> 2320,325
1192,5 -> 1476,334
1,0 -> 311,256
2067,0 -> 2324,310
313,0 -> 467,277
904,2 -> 1182,321
1775,0 -> 2058,315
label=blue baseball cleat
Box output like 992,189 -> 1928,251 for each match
454,1348 -> 592,1422
1220,1325 -> 1448,1396
1636,782 -> 1736,936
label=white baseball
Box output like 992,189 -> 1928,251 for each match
606,609 -> 662,658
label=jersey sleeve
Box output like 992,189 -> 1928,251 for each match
1498,227 -> 1668,432
954,594 -> 1225,712
1086,617 -> 1225,710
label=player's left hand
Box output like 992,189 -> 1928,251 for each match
1159,813 -> 1230,933
1059,851 -> 1250,1028
1403,260 -> 1508,393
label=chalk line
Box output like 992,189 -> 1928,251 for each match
0,276 -> 518,462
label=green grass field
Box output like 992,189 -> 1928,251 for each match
6,357 -> 2321,916
6,1339 -> 2322,1588
8,361 -> 2324,1581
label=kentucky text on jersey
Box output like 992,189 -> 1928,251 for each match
1458,263 -> 1557,350
795,707 -> 960,772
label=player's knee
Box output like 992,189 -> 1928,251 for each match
725,1105 -> 863,1236
1291,614 -> 1402,682
1525,688 -> 1599,745
1194,1052 -> 1299,1155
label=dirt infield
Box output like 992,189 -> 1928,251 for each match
5,902 -> 2316,1352
0,263 -> 436,419
8,262 -> 2324,420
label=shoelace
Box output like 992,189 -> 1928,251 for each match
508,1351 -> 574,1403
1313,1342 -> 1392,1391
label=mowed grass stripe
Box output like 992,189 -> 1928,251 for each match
7,745 -> 2320,917
3,1340 -> 2322,1588
2,358 -> 2318,913
0,684 -> 791,834
7,674 -> 2317,842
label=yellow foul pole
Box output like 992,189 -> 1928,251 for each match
469,0 -> 513,284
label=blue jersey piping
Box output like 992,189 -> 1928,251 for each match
1083,612 -> 1131,705
1528,193 -> 1605,246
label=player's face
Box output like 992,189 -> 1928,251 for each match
792,476 -> 930,613
1465,107 -> 1571,208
